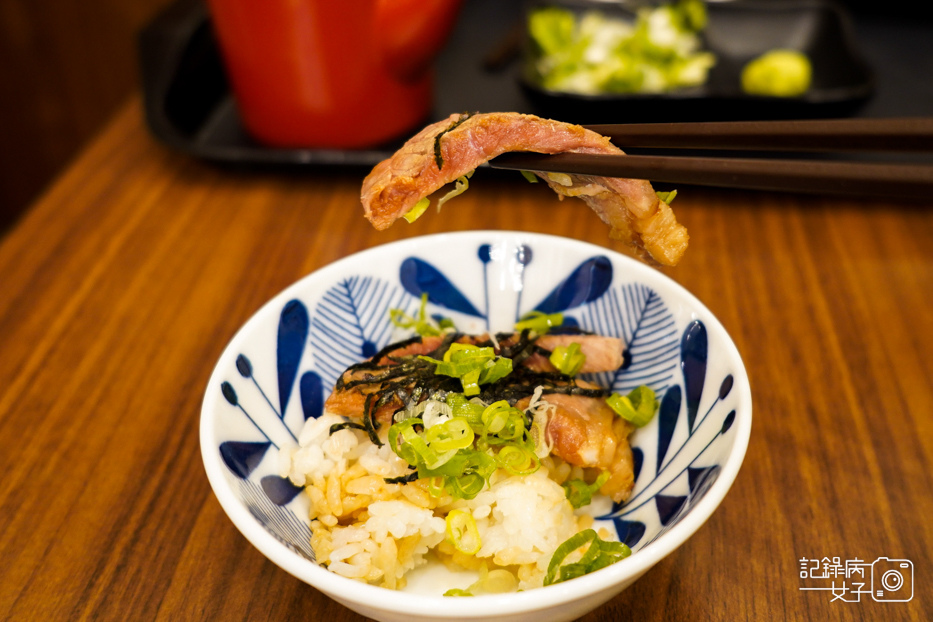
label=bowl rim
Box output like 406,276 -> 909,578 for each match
200,230 -> 752,618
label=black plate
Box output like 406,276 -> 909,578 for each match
139,0 -> 873,168
520,0 -> 874,124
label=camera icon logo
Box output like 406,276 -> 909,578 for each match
871,557 -> 913,602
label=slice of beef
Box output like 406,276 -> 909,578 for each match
361,111 -> 688,266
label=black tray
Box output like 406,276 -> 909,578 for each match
139,0 -> 873,169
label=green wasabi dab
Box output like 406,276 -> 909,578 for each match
741,49 -> 812,97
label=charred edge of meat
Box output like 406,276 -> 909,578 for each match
384,469 -> 419,485
474,367 -> 610,404
329,422 -> 367,435
534,384 -> 609,399
340,360 -> 430,390
433,112 -> 474,170
335,335 -> 423,388
382,331 -> 461,364
333,333 -> 611,429
496,328 -> 538,369
429,332 -> 461,358
351,368 -> 461,403
340,332 -> 461,392
371,334 -> 421,362
434,330 -> 530,358
547,326 -> 594,337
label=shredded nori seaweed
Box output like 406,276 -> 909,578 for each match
328,331 -> 612,487
329,422 -> 367,435
362,393 -> 382,446
433,112 -> 474,170
384,470 -> 419,484
331,332 -> 608,428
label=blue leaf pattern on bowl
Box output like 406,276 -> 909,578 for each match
277,300 -> 309,416
309,276 -> 415,391
681,320 -> 708,434
238,478 -> 314,561
215,241 -> 741,565
688,465 -> 720,496
598,319 -> 738,549
655,494 -> 688,526
261,474 -> 305,506
573,283 -> 678,397
400,257 -> 484,318
533,256 -> 612,314
220,441 -> 270,479
612,519 -> 646,548
299,371 -> 324,421
656,385 -> 682,473
219,379 -> 293,450
631,447 -> 643,483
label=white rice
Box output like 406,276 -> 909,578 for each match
279,412 -> 606,591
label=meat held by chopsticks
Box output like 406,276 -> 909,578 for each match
360,111 -> 689,266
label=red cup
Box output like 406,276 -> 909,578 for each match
205,0 -> 463,148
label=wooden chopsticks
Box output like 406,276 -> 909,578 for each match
488,118 -> 933,199
585,118 -> 933,152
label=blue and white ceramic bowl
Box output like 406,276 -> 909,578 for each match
201,231 -> 752,622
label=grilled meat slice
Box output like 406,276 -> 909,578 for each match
360,111 -> 688,266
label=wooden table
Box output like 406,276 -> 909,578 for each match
1,99 -> 930,621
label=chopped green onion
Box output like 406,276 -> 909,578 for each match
387,416 -> 458,470
543,529 -> 631,586
420,344 -> 512,396
425,475 -> 447,497
387,417 -> 423,464
447,509 -> 482,555
480,400 -> 515,436
514,311 -> 563,334
546,172 -> 573,186
549,342 -> 586,376
528,6 -> 576,57
388,414 -> 498,500
425,417 -> 474,451
528,1 -> 715,96
562,470 -> 610,508
436,170 -> 474,212
520,170 -> 539,183
483,402 -> 526,441
656,189 -> 678,204
386,390 -> 547,498
473,567 -> 519,594
606,385 -> 659,427
445,392 -> 485,427
436,449 -> 496,498
482,357 -> 512,383
444,342 -> 489,363
403,197 -> 430,223
444,567 -> 518,596
389,292 -> 454,337
546,531 -> 602,585
495,443 -> 539,475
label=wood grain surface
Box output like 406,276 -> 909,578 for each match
0,0 -> 174,229
0,99 -> 930,621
